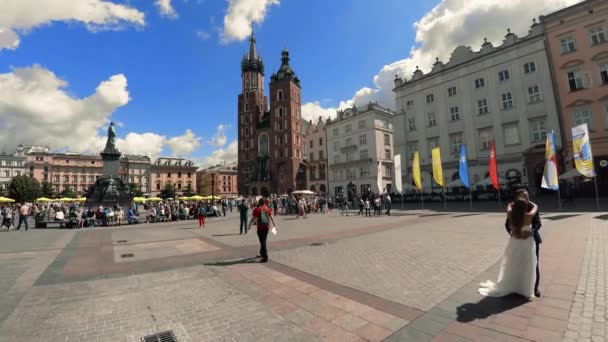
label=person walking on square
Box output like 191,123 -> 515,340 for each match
503,189 -> 542,297
364,198 -> 371,216
197,203 -> 206,228
238,199 -> 248,234
385,194 -> 392,216
16,203 -> 31,231
358,198 -> 364,216
247,198 -> 276,263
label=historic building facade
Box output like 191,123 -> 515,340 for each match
119,155 -> 151,196
25,151 -> 103,195
393,22 -> 562,191
541,0 -> 608,192
196,162 -> 238,197
237,31 -> 306,196
304,116 -> 329,194
0,151 -> 26,193
326,103 -> 395,200
150,157 -> 197,197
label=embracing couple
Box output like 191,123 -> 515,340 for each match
479,189 -> 542,299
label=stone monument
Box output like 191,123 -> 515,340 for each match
84,122 -> 134,208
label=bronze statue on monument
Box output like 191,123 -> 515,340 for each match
85,122 -> 134,208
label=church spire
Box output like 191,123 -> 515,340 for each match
240,25 -> 264,75
248,26 -> 257,60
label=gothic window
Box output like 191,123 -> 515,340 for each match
278,90 -> 283,100
258,133 -> 270,157
279,107 -> 284,117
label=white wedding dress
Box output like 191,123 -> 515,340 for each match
478,226 -> 537,299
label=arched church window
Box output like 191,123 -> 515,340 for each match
244,103 -> 248,111
279,107 -> 283,117
278,90 -> 283,101
258,133 -> 270,157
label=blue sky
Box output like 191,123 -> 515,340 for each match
0,0 -> 578,165
0,0 -> 436,162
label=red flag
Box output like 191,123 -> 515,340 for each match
489,140 -> 499,190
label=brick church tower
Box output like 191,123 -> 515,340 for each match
237,31 -> 305,196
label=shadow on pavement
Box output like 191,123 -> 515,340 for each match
204,257 -> 259,266
456,295 -> 529,322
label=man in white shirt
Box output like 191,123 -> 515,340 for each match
16,203 -> 31,231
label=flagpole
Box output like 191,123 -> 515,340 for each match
442,186 -> 447,210
498,188 -> 502,208
594,176 -> 600,210
421,186 -> 424,209
469,187 -> 473,211
557,185 -> 562,210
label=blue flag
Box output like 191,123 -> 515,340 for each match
459,144 -> 470,189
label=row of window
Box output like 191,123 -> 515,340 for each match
332,165 -> 392,181
405,118 -> 548,162
308,150 -> 325,161
567,63 -> 608,92
240,147 -> 302,161
332,133 -> 391,152
0,160 -> 25,167
152,172 -> 191,178
407,87 -> 544,131
155,181 -> 192,191
559,24 -> 605,54
309,137 -> 324,148
331,120 -> 367,136
308,166 -> 327,180
408,63 -> 539,110
333,148 -> 392,164
1,170 -> 22,178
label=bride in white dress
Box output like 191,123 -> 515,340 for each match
479,198 -> 538,299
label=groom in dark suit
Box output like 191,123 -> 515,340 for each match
505,189 -> 542,297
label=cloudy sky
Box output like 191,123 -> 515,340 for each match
0,0 -> 580,167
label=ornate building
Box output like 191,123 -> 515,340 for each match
196,162 -> 238,197
237,31 -> 306,196
303,116 -> 329,194
150,157 -> 197,197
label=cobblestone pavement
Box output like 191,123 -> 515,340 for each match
271,213 -> 509,310
0,210 -> 603,341
564,217 -> 608,342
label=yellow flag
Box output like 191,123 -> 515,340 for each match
432,147 -> 444,187
412,151 -> 422,191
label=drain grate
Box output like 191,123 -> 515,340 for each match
116,240 -> 128,243
121,253 -> 135,258
141,330 -> 177,342
309,242 -> 325,246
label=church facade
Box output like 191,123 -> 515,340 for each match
237,32 -> 306,196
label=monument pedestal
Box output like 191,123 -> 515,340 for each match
84,141 -> 133,209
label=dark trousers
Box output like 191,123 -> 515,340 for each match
240,216 -> 248,234
257,229 -> 269,259
535,242 -> 540,293
17,216 -> 28,230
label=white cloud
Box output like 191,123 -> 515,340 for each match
222,0 -> 279,42
167,129 -> 202,156
307,0 -> 581,112
197,140 -> 238,168
209,124 -> 228,147
0,0 -> 145,51
156,0 -> 177,19
301,101 -> 337,122
196,30 -> 211,40
0,65 -> 204,158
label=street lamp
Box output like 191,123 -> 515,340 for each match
211,172 -> 216,202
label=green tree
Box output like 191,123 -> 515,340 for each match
8,175 -> 41,202
59,186 -> 76,198
184,183 -> 195,197
159,183 -> 175,199
40,181 -> 55,198
128,183 -> 143,197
